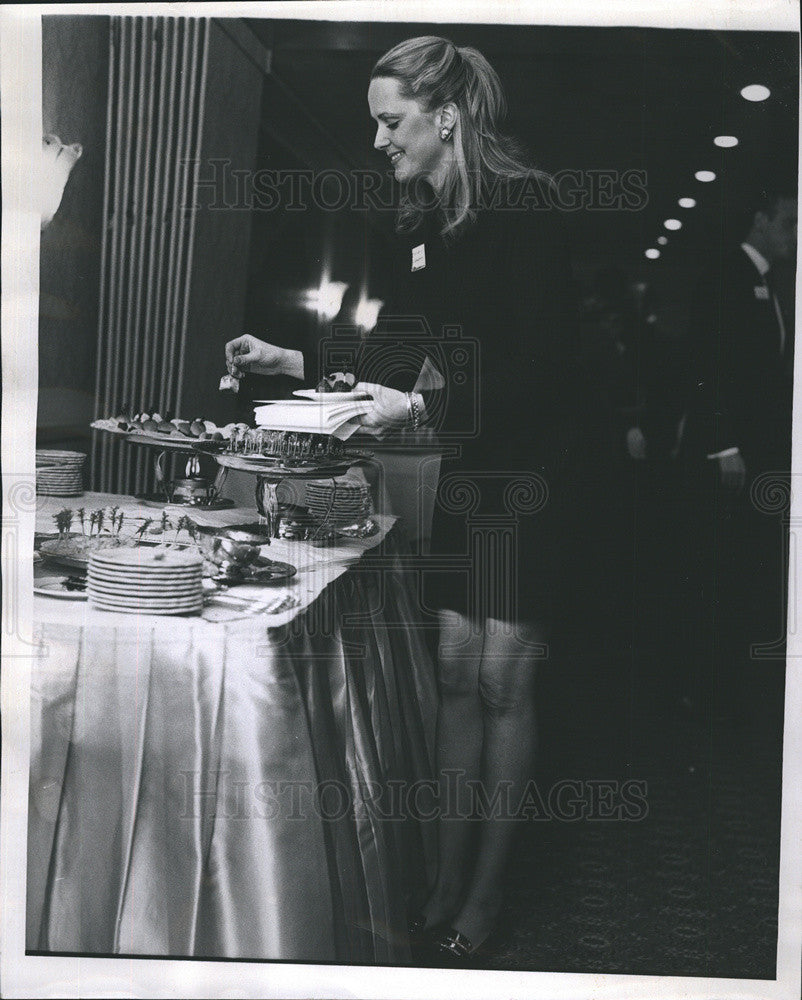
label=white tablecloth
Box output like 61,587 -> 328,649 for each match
28,492 -> 438,963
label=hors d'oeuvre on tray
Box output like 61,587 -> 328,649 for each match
38,507 -> 206,572
92,411 -> 250,444
39,505 -> 134,569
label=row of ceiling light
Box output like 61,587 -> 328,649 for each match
644,84 -> 771,261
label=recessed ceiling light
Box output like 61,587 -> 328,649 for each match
740,84 -> 771,102
645,249 -> 660,260
695,171 -> 716,182
664,219 -> 682,231
657,236 -> 668,245
678,197 -> 697,208
714,135 -> 739,148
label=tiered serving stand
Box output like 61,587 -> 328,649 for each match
93,425 -> 233,509
92,423 -> 372,537
197,444 -> 373,538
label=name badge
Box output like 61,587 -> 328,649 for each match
411,243 -> 426,272
754,285 -> 769,300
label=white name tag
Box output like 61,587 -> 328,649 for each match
411,243 -> 426,271
754,285 -> 769,300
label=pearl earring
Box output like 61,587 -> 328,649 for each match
439,126 -> 452,141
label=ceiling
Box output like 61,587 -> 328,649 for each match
244,19 -> 798,283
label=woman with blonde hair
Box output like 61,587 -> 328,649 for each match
226,35 -> 581,964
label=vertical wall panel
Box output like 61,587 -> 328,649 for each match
177,20 -> 264,426
92,16 -> 209,495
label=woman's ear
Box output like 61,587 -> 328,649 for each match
439,102 -> 458,131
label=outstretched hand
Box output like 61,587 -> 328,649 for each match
225,335 -> 288,377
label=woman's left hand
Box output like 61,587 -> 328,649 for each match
354,382 -> 408,437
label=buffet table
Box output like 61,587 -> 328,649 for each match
27,493 -> 437,964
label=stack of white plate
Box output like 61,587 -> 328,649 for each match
36,450 -> 86,496
87,547 -> 203,615
306,478 -> 373,529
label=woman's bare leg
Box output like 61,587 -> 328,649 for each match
420,608 -> 485,929
445,616 -> 546,947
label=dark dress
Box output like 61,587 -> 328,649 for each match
360,176 -> 584,625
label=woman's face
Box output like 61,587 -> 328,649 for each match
368,76 -> 447,185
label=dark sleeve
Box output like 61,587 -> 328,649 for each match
358,231 -> 444,405
299,342 -> 320,386
485,206 -> 585,435
512,209 -> 578,364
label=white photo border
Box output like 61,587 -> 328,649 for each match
2,2 -> 800,997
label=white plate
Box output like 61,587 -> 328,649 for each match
36,450 -> 86,460
92,601 -> 203,615
85,563 -> 203,587
89,594 -> 202,609
34,578 -> 88,600
87,580 -> 202,593
87,570 -> 202,583
87,584 -> 201,597
86,569 -> 202,584
291,390 -> 372,402
87,580 -> 202,595
90,547 -> 203,569
254,398 -> 319,405
89,596 -> 203,607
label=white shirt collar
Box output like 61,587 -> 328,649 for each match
741,242 -> 770,277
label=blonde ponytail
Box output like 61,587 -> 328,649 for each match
371,36 -> 551,238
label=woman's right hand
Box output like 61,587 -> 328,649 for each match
225,335 -> 290,377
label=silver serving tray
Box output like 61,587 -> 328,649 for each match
206,451 -> 352,478
93,424 -> 217,452
125,432 -> 212,452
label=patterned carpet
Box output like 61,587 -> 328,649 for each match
426,463 -> 786,977
484,702 -> 783,977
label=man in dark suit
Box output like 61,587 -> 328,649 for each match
680,190 -> 797,724
685,191 -> 796,482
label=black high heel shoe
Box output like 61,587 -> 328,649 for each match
432,924 -> 503,966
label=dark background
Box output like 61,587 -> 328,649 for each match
243,20 -> 798,339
